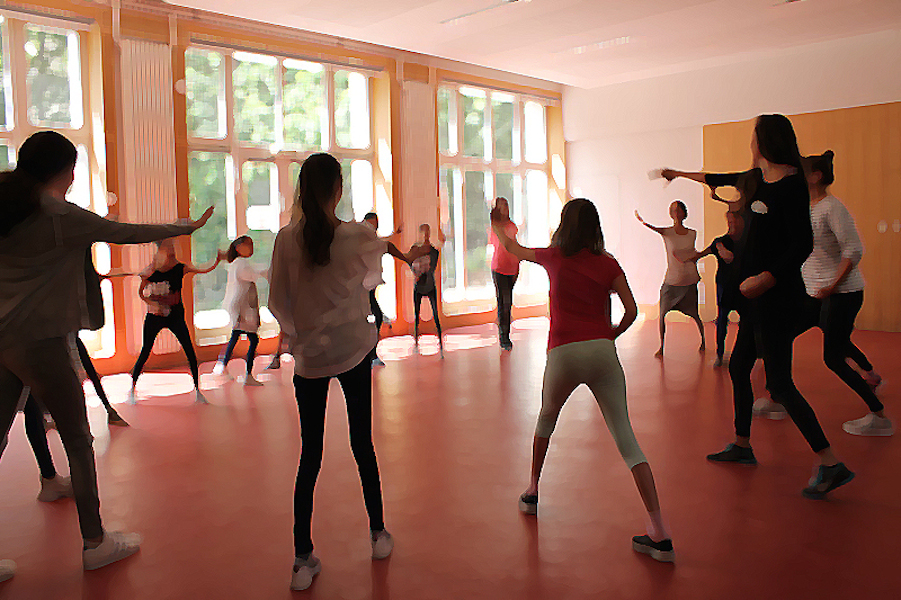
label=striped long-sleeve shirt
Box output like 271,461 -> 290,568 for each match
801,195 -> 865,296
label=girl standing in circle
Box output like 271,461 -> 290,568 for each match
636,201 -> 705,358
213,235 -> 268,386
661,114 -> 854,499
492,198 -> 674,562
269,153 -> 393,592
407,224 -> 445,357
797,151 -> 890,435
130,239 -> 224,404
0,130 -> 214,572
489,197 -> 520,351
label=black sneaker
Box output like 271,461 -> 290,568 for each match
632,535 -> 675,563
518,492 -> 537,515
706,443 -> 757,465
802,462 -> 855,499
500,340 -> 513,351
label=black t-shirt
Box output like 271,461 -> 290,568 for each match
705,169 -> 812,306
146,263 -> 186,308
708,234 -> 736,284
410,245 -> 439,294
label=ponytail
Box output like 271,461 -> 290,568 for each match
803,150 -> 835,187
297,153 -> 342,267
0,131 -> 77,237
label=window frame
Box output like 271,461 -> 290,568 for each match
437,83 -> 551,314
0,14 -> 112,355
185,44 -> 380,345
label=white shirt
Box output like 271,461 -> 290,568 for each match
802,195 -> 865,296
662,227 -> 700,286
224,257 -> 267,332
269,219 -> 385,378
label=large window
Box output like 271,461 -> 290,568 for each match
186,46 -> 386,344
0,15 -> 111,355
438,86 -> 551,315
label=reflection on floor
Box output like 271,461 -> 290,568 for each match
1,317 -> 898,599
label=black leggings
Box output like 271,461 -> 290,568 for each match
368,290 -> 384,361
729,298 -> 830,453
796,291 -> 882,413
293,358 -> 384,555
218,329 -> 259,375
413,289 -> 441,337
75,337 -> 115,414
493,271 -> 517,344
23,395 -> 56,479
715,282 -> 733,359
132,306 -> 199,387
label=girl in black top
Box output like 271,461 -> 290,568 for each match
130,239 -> 223,404
660,114 -> 853,499
407,224 -> 445,357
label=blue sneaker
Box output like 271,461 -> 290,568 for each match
803,463 -> 854,499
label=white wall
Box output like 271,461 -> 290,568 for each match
564,29 -> 901,309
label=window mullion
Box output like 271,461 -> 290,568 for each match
9,19 -> 30,147
326,65 -> 335,152
274,58 -> 284,152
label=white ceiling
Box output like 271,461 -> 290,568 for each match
165,0 -> 901,88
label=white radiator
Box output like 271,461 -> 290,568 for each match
120,38 -> 179,356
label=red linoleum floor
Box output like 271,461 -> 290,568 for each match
1,317 -> 899,599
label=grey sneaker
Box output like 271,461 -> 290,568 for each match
842,413 -> 894,437
83,531 -> 142,571
753,397 -> 786,420
0,559 -> 15,583
38,475 -> 74,502
290,554 -> 321,591
371,530 -> 394,559
519,492 -> 538,515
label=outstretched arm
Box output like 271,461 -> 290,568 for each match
610,274 -> 638,338
185,249 -> 226,275
386,241 -> 408,263
634,211 -> 667,235
660,169 -> 708,184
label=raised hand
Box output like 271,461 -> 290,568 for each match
192,206 -> 215,230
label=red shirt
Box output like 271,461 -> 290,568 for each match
489,222 -> 521,276
534,247 -> 624,350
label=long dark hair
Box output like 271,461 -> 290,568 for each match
297,153 -> 342,267
551,198 -> 605,257
226,235 -> 251,262
0,131 -> 77,236
754,114 -> 803,170
803,150 -> 835,187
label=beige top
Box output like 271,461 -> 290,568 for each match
269,220 -> 385,378
661,227 -> 700,286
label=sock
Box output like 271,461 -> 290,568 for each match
647,510 -> 668,542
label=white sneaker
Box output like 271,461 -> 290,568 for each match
371,530 -> 394,560
83,531 -> 142,571
843,413 -> 894,437
752,397 -> 786,420
195,390 -> 209,404
243,375 -> 263,387
212,362 -> 225,376
37,475 -> 74,502
127,388 -> 138,405
290,554 -> 321,591
0,559 -> 15,583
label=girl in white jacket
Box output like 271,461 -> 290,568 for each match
213,236 -> 269,386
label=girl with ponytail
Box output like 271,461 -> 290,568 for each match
269,153 -> 393,591
0,131 -> 214,573
658,114 -> 855,500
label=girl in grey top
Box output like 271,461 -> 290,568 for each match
0,131 -> 214,574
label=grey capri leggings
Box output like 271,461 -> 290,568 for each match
536,338 -> 648,470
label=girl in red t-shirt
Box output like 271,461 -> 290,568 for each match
491,198 -> 674,563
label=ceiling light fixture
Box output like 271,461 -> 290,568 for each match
441,0 -> 529,25
570,36 -> 632,55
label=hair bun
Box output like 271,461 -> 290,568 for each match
824,150 -> 834,159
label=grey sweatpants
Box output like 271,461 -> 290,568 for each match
536,338 -> 648,470
0,336 -> 103,539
